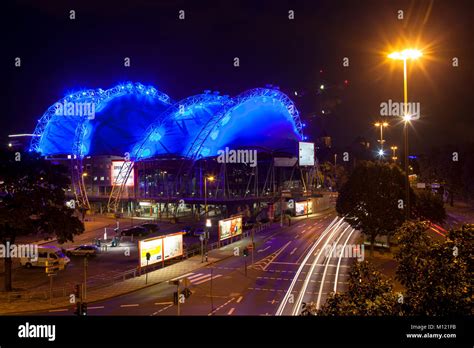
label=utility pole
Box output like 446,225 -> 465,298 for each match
83,257 -> 88,300
251,228 -> 255,265
280,194 -> 283,227
49,274 -> 54,305
177,282 -> 180,316
200,234 -> 204,263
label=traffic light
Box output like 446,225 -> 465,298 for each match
74,284 -> 81,299
181,287 -> 192,299
173,291 -> 178,305
243,247 -> 249,257
74,302 -> 81,316
81,302 -> 87,316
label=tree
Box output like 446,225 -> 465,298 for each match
394,221 -> 472,315
319,161 -> 348,191
318,223 -> 473,316
418,144 -> 474,205
0,150 -> 84,291
336,161 -> 408,257
318,261 -> 401,316
413,190 -> 446,224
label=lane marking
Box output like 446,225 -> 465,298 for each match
88,306 -> 104,310
208,297 -> 236,316
151,303 -> 173,315
120,304 -> 139,307
189,274 -> 211,282
193,274 -> 222,285
170,272 -> 195,281
187,273 -> 206,280
258,246 -> 270,253
263,241 -> 292,270
290,247 -> 297,255
271,261 -> 299,265
48,308 -> 68,312
154,302 -> 173,305
227,307 -> 235,315
236,296 -> 243,303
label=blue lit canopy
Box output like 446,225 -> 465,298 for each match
31,82 -> 172,157
30,83 -> 304,160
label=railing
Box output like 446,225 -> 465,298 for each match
0,222 -> 272,304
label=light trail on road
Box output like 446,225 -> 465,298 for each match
292,218 -> 348,315
333,228 -> 356,293
315,225 -> 352,310
275,216 -> 342,315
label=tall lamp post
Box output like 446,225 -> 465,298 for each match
388,49 -> 422,219
204,175 -> 215,218
374,122 -> 389,157
391,146 -> 398,162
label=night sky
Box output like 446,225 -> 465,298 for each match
2,0 -> 473,154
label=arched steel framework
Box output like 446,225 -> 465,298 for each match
186,88 -> 304,161
107,91 -> 230,212
30,82 -> 172,210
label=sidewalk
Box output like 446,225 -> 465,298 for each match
0,223 -> 281,314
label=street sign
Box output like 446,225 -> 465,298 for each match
45,261 -> 60,274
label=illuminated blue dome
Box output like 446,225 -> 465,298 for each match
30,83 -> 304,160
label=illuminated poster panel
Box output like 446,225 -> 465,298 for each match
163,233 -> 184,261
138,236 -> 163,267
111,160 -> 134,186
218,216 -> 243,241
139,232 -> 184,267
298,142 -> 315,166
295,201 -> 313,216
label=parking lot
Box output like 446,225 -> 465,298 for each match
1,215 -> 220,293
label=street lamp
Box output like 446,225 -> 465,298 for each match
374,122 -> 389,157
204,175 -> 215,217
391,146 -> 398,162
388,48 -> 422,219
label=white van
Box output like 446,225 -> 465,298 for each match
20,246 -> 70,269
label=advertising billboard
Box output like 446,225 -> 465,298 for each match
138,236 -> 163,267
163,233 -> 184,261
298,142 -> 315,166
111,160 -> 134,187
218,216 -> 243,241
295,200 -> 313,216
138,232 -> 184,267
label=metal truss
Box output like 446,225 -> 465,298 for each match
107,91 -> 230,212
185,88 -> 304,161
29,82 -> 172,210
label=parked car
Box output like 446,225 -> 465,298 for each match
193,227 -> 205,237
66,244 -> 99,257
141,223 -> 159,233
182,226 -> 194,236
20,246 -> 70,269
121,226 -> 147,237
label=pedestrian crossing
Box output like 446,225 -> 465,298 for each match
171,272 -> 222,285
